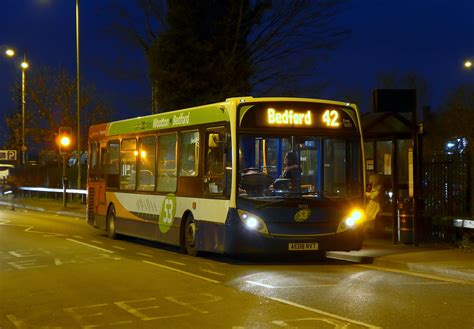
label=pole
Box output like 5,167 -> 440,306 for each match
63,154 -> 68,207
76,0 -> 81,190
21,67 -> 26,166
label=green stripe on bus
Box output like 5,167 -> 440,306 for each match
107,105 -> 230,136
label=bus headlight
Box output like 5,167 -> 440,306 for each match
345,209 -> 363,227
237,210 -> 269,234
337,209 -> 364,232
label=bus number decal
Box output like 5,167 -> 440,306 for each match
159,194 -> 177,233
322,110 -> 340,127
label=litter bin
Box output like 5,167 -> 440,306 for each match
397,198 -> 414,244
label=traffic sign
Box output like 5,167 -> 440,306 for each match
0,150 -> 17,161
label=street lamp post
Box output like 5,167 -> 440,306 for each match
5,48 -> 29,166
76,0 -> 81,190
21,59 -> 29,165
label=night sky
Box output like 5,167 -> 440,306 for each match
1,0 -> 473,147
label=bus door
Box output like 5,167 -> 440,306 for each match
87,141 -> 108,225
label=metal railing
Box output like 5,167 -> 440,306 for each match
423,152 -> 471,217
19,186 -> 87,195
14,186 -> 88,205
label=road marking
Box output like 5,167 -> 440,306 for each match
273,317 -> 359,328
6,314 -> 25,328
200,269 -> 225,276
137,252 -> 153,258
111,320 -> 134,326
246,280 -> 336,289
399,282 -> 450,285
66,238 -> 115,254
165,260 -> 186,266
25,226 -> 66,237
357,264 -> 473,285
268,296 -> 381,329
246,280 -> 275,288
72,235 -> 83,239
115,298 -> 190,320
112,246 -> 126,250
64,303 -> 109,323
143,260 -> 221,284
91,240 -> 103,244
165,293 -> 222,314
0,221 -> 67,237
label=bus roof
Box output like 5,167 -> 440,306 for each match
89,97 -> 359,138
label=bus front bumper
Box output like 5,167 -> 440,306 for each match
224,209 -> 363,256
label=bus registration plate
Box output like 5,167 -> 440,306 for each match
288,242 -> 318,251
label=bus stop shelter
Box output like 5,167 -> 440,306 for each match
362,90 -> 423,245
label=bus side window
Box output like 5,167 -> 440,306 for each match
106,140 -> 120,189
120,138 -> 137,191
179,130 -> 199,177
99,144 -> 107,178
90,143 -> 97,169
157,133 -> 177,192
205,127 -> 225,194
89,142 -> 99,179
137,136 -> 156,191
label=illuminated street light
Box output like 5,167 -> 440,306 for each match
5,49 -> 15,57
464,60 -> 472,69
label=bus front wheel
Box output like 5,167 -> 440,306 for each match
107,204 -> 117,240
184,215 -> 199,256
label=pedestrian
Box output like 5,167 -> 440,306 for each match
365,173 -> 382,232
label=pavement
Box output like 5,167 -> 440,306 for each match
327,240 -> 474,283
1,195 -> 473,284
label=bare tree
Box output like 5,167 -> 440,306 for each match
107,0 -> 350,110
5,66 -> 112,152
248,0 -> 349,95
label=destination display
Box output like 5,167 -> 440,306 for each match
239,102 -> 357,130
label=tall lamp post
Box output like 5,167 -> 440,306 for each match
21,59 -> 29,165
5,48 -> 29,166
76,0 -> 81,189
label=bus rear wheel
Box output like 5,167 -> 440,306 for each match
107,204 -> 117,239
184,215 -> 199,256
